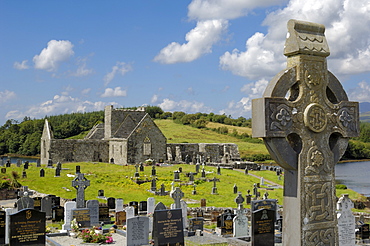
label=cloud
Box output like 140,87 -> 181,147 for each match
219,79 -> 268,117
13,60 -> 29,70
103,62 -> 132,86
220,32 -> 285,79
348,81 -> 370,102
220,0 -> 370,79
154,19 -> 228,64
100,87 -> 127,98
5,94 -> 121,121
81,88 -> 91,95
72,57 -> 93,77
0,90 -> 16,103
33,40 -> 74,72
151,94 -> 159,104
188,0 -> 287,20
158,98 -> 213,113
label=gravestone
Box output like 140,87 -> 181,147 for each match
52,205 -> 64,222
107,197 -> 116,209
75,165 -> 80,174
115,198 -> 124,212
39,168 -> 44,177
173,170 -> 180,181
98,189 -> 104,197
159,183 -> 166,196
9,209 -> 46,246
16,188 -> 34,211
201,168 -> 206,178
252,19 -> 359,245
252,208 -> 275,246
139,201 -> 147,215
55,167 -> 61,177
189,217 -> 204,232
134,164 -> 140,178
153,206 -> 184,246
126,216 -> 150,246
23,161 -> 29,169
217,165 -> 221,175
56,162 -> 62,169
192,184 -> 197,195
233,184 -> 238,194
147,197 -> 155,215
246,190 -> 252,204
41,196 -> 52,219
200,199 -> 206,208
211,177 -> 218,194
36,159 -> 41,167
126,206 -> 135,220
170,187 -> 184,209
337,194 -> 355,246
139,162 -> 144,172
217,209 -> 235,237
33,197 -> 42,211
6,160 -> 11,167
72,172 -> 90,208
151,178 -> 157,191
86,199 -> 99,227
5,208 -> 16,244
16,159 -> 22,167
62,201 -> 76,231
233,193 -> 249,238
116,211 -> 126,226
22,170 -> 27,178
1,167 -> 5,173
189,172 -> 194,182
0,211 -> 5,245
99,206 -> 110,223
72,208 -> 91,228
195,163 -> 200,173
129,201 -> 139,215
151,166 -> 156,176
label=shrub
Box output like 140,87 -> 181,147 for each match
336,184 -> 347,190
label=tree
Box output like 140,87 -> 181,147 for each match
145,106 -> 164,119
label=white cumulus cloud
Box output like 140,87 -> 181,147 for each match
158,98 -> 213,113
13,60 -> 29,70
100,87 -> 127,98
33,40 -> 74,72
348,81 -> 370,102
154,19 -> 228,64
103,62 -> 132,86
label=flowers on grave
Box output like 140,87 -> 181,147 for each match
78,228 -> 113,244
71,218 -> 79,232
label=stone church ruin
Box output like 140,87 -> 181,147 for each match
41,105 -> 240,165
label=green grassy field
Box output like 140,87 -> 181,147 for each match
154,119 -> 269,157
3,161 -> 365,209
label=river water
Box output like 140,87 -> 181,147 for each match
335,161 -> 370,197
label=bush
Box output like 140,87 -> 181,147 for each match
336,184 -> 347,190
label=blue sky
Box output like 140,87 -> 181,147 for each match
1,0 -> 370,125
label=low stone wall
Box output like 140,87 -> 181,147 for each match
0,189 -> 17,200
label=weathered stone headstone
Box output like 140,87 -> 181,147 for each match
217,165 -> 221,175
134,164 -> 140,178
55,167 -> 61,177
173,170 -> 180,181
9,209 -> 46,246
151,165 -> 156,176
233,184 -> 238,194
115,198 -> 124,212
115,211 -> 126,226
72,172 -> 90,208
233,193 -> 249,238
62,201 -> 76,231
41,196 -> 52,219
126,216 -> 150,246
1,167 -> 5,173
16,189 -> 34,211
246,190 -> 252,204
86,199 -> 99,227
211,177 -> 218,194
126,206 -> 135,220
139,162 -> 144,172
16,159 -> 22,167
252,19 -> 359,246
170,187 -> 184,209
200,198 -> 206,208
151,178 -> 157,191
192,184 -> 197,195
22,170 -> 27,178
36,159 -> 41,167
147,197 -> 155,215
0,211 -> 5,245
337,194 -> 355,246
107,197 -> 116,209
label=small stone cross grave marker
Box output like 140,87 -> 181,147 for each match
252,19 -> 359,245
170,187 -> 184,209
72,173 -> 90,208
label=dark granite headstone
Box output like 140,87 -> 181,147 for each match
99,206 -> 110,222
6,160 -> 11,167
23,161 -> 29,170
52,205 -> 64,222
39,168 -> 45,177
72,208 -> 91,228
357,223 -> 370,239
51,196 -> 60,207
98,189 -> 104,197
22,171 -> 27,178
33,197 -> 42,211
75,165 -> 80,174
189,217 -> 204,232
219,209 -> 235,236
47,159 -> 53,167
55,167 -> 61,177
139,201 -> 147,214
9,209 -> 46,246
107,197 -> 115,209
1,167 -> 6,174
251,199 -> 277,220
252,208 -> 275,246
153,208 -> 184,246
0,211 -> 5,245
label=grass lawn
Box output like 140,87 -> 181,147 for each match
4,161 -> 366,210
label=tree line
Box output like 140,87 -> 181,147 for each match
0,105 -> 370,160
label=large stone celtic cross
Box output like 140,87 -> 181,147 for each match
72,172 -> 90,208
252,19 -> 359,246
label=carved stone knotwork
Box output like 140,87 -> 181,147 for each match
252,19 -> 359,246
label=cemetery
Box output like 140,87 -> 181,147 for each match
0,19 -> 369,246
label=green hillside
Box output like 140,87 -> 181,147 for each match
154,119 -> 269,159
